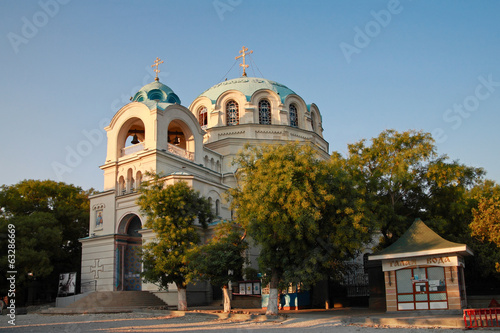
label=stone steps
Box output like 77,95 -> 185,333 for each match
65,291 -> 168,310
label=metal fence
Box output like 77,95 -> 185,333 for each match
464,308 -> 500,328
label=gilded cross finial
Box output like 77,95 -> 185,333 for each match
151,57 -> 164,82
235,46 -> 253,77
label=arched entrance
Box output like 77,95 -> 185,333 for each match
116,214 -> 142,291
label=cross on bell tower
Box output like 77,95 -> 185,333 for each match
235,46 -> 253,77
151,57 -> 164,82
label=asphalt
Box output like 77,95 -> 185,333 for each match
37,306 -> 468,329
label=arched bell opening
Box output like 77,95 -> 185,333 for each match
167,120 -> 195,161
118,118 -> 146,157
115,214 -> 143,291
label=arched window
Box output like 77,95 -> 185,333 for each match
226,100 -> 239,126
311,112 -> 316,132
258,99 -> 271,124
198,106 -> 208,129
118,176 -> 126,195
289,104 -> 298,127
127,169 -> 134,192
136,171 -> 142,189
215,199 -> 220,216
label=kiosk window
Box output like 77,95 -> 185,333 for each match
395,266 -> 448,311
428,267 -> 446,292
413,267 -> 426,280
396,269 -> 412,293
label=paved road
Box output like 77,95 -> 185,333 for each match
0,312 -> 465,333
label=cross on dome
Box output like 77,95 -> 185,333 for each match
235,46 -> 253,77
151,57 -> 164,82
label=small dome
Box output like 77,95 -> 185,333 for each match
132,81 -> 181,106
199,77 -> 296,103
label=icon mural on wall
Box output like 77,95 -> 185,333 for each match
96,210 -> 103,228
92,203 -> 105,229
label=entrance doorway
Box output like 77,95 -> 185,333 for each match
116,214 -> 142,291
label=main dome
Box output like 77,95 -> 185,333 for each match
132,81 -> 181,107
198,77 -> 296,103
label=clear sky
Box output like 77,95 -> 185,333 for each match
1,0 -> 499,191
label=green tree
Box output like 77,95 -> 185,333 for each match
470,195 -> 500,272
0,180 -> 91,305
187,220 -> 248,312
137,173 -> 213,311
343,129 -> 484,247
230,142 -> 372,315
343,129 -> 500,292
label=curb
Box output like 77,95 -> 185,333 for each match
173,310 -> 286,322
343,315 -> 465,329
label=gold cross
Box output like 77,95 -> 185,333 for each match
235,46 -> 253,77
151,57 -> 164,81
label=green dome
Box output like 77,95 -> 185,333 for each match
199,77 -> 296,103
132,81 -> 181,105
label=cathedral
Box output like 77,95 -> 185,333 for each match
79,49 -> 330,305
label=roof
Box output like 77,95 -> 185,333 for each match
198,77 -> 296,103
132,81 -> 181,109
369,219 -> 473,260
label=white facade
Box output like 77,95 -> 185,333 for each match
80,75 -> 329,298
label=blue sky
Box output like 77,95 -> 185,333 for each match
1,0 -> 499,191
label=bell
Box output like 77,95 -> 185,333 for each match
173,136 -> 180,145
131,134 -> 140,145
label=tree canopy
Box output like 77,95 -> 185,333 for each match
343,129 -> 500,291
229,142 -> 373,314
470,194 -> 500,272
342,129 -> 485,247
137,173 -> 213,310
0,180 -> 91,305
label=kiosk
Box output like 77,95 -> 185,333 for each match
369,219 -> 472,312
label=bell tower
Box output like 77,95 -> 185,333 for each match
80,58 -> 226,293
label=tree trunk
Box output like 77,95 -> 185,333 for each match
177,286 -> 188,311
266,270 -> 279,315
222,285 -> 231,313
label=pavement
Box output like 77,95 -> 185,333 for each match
37,305 -> 467,329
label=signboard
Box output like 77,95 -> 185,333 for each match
253,282 -> 261,295
57,272 -> 76,296
239,283 -> 246,295
237,281 -> 262,295
382,255 -> 462,271
245,283 -> 253,294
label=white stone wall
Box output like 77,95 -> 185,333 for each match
80,235 -> 116,291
